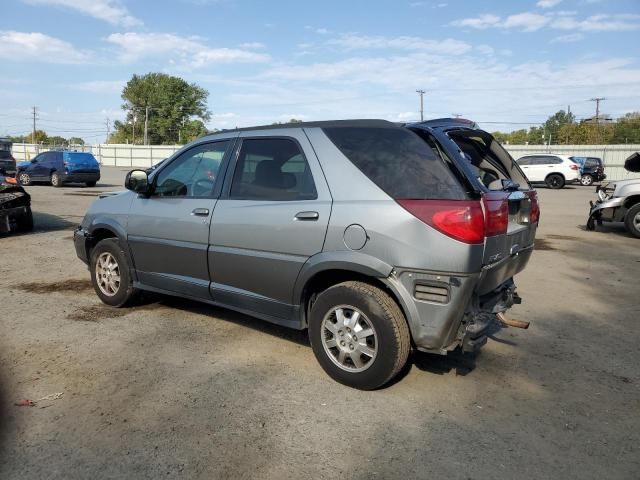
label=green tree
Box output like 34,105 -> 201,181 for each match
114,72 -> 211,145
541,110 -> 575,144
68,137 -> 85,145
610,112 -> 640,144
47,135 -> 67,146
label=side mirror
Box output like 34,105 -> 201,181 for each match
125,169 -> 151,195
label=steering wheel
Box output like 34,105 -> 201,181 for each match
192,178 -> 215,196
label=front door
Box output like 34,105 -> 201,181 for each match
127,139 -> 234,298
210,132 -> 331,322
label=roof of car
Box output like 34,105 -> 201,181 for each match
207,119 -> 398,135
407,118 -> 480,129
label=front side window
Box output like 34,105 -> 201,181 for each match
155,141 -> 230,197
229,138 -> 317,201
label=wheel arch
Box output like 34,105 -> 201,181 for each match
545,171 -> 565,181
295,253 -> 413,334
86,219 -> 135,276
623,195 -> 640,209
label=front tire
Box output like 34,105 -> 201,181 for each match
580,174 -> 594,186
546,173 -> 565,189
90,238 -> 139,307
624,203 -> 640,238
16,206 -> 34,232
51,172 -> 63,188
309,281 -> 410,390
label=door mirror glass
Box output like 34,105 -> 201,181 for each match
125,169 -> 150,194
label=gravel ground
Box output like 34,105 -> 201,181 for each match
1,168 -> 638,479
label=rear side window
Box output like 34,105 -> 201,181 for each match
323,127 -> 465,200
517,157 -> 531,166
230,138 -> 317,201
547,156 -> 563,165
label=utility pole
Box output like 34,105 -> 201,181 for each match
144,105 -> 150,145
416,89 -> 426,122
132,114 -> 137,145
105,117 -> 110,143
31,106 -> 38,144
590,97 -> 606,143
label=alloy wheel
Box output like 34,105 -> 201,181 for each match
95,252 -> 121,297
321,305 -> 378,372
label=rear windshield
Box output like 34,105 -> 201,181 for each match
64,152 -> 98,165
323,127 -> 466,200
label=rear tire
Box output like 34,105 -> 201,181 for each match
18,171 -> 31,186
90,238 -> 139,307
308,281 -> 410,390
580,174 -> 594,186
624,203 -> 640,238
546,173 -> 565,189
51,172 -> 62,188
86,181 -> 97,187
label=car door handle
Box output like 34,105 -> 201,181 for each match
191,208 -> 210,216
294,211 -> 319,221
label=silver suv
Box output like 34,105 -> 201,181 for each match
74,119 -> 539,389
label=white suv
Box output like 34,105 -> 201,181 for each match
516,154 -> 580,189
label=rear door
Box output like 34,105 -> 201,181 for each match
410,125 -> 538,293
126,139 -> 235,298
209,130 -> 331,321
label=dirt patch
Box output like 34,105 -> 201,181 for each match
15,278 -> 92,294
63,191 -> 107,197
67,304 -> 127,322
534,238 -> 555,250
546,234 -> 578,240
67,302 -> 164,322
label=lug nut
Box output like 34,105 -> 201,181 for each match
349,344 -> 354,350
352,335 -> 357,341
340,341 -> 345,346
346,327 -> 351,333
338,330 -> 343,336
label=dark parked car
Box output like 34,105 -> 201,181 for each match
17,151 -> 100,187
0,175 -> 33,233
0,138 -> 16,176
74,119 -> 538,389
570,156 -> 606,186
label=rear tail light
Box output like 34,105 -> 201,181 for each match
570,164 -> 579,170
483,196 -> 509,237
397,199 -> 485,244
526,191 -> 540,223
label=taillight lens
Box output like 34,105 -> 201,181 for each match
527,191 -> 540,223
397,199 -> 485,244
483,196 -> 509,237
570,164 -> 579,170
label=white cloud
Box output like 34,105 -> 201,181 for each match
537,0 -> 562,8
71,80 -> 125,93
328,34 -> 472,55
550,33 -> 584,43
106,32 -> 271,67
23,0 -> 141,27
452,11 -> 640,32
502,13 -> 550,31
551,13 -> 640,31
451,13 -> 501,29
0,30 -> 90,63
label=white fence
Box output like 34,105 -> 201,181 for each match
11,143 -> 183,169
11,142 -> 640,181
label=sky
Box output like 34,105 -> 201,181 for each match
0,0 -> 639,143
